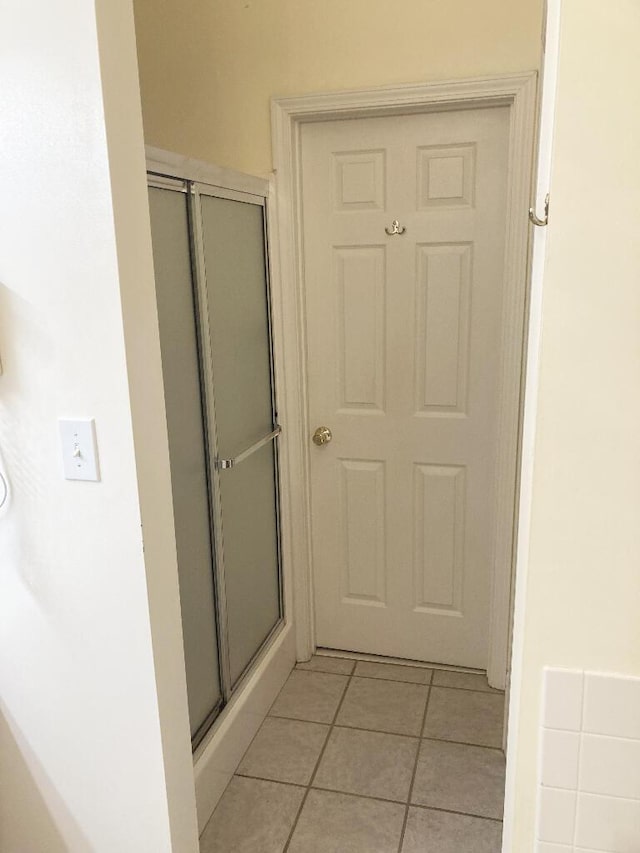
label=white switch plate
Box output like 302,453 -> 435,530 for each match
59,419 -> 100,482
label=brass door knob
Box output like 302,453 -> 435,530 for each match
312,426 -> 332,446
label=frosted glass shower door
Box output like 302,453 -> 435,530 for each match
149,173 -> 283,748
197,190 -> 282,688
148,183 -> 222,742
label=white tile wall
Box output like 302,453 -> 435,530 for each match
543,670 -> 584,731
583,674 -> 640,740
575,793 -> 640,852
536,843 -> 573,853
538,787 -> 577,844
579,735 -> 640,800
536,668 -> 640,853
541,729 -> 580,790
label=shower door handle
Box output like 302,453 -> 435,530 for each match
216,426 -> 282,470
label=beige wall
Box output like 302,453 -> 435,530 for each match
134,0 -> 544,176
512,0 -> 640,846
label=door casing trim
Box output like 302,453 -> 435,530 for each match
270,73 -> 538,690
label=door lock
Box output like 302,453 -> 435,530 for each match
312,426 -> 332,446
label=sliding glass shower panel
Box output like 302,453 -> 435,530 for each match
200,195 -> 274,450
218,442 -> 280,685
199,193 -> 282,686
148,185 -> 222,737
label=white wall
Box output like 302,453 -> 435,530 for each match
0,1 -> 197,850
509,0 -> 640,847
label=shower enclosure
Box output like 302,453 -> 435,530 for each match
147,169 -> 283,749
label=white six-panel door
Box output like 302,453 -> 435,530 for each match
301,106 -> 510,667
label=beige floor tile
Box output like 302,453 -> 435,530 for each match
411,740 -> 505,819
432,670 -> 502,693
313,726 -> 418,802
237,717 -> 329,785
296,655 -> 355,675
401,807 -> 503,852
269,670 -> 349,723
199,776 -> 304,853
288,789 -> 405,853
336,677 -> 428,736
423,687 -> 504,747
354,660 -> 432,685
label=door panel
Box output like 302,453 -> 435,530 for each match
413,463 -> 465,614
415,243 -> 472,414
200,194 -> 274,456
301,107 -> 510,667
148,185 -> 222,736
335,246 -> 386,412
218,443 -> 281,685
198,190 -> 282,688
339,458 -> 387,606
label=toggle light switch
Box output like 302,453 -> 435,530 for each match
59,419 -> 100,481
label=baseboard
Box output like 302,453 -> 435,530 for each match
192,623 -> 296,835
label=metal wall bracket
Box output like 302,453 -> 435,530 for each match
529,193 -> 550,227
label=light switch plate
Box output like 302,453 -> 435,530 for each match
59,419 -> 100,481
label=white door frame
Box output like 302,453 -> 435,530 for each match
502,0 -> 562,847
271,72 -> 538,689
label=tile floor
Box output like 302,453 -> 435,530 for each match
200,655 -> 506,853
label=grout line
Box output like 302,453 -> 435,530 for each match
565,788 -> 640,805
294,664 -> 503,694
227,661 -> 507,848
233,702 -> 289,779
198,769 -> 236,840
397,668 -> 434,853
328,723 -> 421,741
268,714 -> 421,737
297,665 -> 427,684
236,773 -> 408,806
410,802 -> 504,824
311,784 -> 405,806
295,660 -> 356,676
545,727 -> 640,745
314,650 -> 439,670
420,735 -> 505,753
233,771 -> 505,825
281,663 -> 354,852
572,677 -> 587,848
266,712 -> 504,752
428,683 -> 504,696
235,772 -> 306,791
313,648 -> 487,676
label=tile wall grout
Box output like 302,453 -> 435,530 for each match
571,674 -> 587,848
